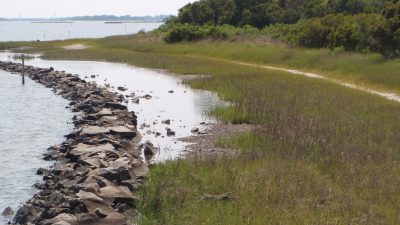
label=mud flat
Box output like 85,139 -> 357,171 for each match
0,61 -> 147,225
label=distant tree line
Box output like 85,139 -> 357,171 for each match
169,0 -> 388,28
162,0 -> 400,58
264,2 -> 400,58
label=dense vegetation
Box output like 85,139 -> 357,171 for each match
265,4 -> 400,58
159,24 -> 261,43
171,0 -> 386,28
164,0 -> 400,58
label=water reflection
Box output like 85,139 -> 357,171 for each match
0,52 -> 225,161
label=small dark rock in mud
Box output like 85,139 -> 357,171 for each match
2,206 -> 14,216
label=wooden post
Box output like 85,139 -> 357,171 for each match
22,54 -> 25,85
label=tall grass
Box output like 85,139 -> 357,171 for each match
4,33 -> 400,93
136,62 -> 400,224
139,156 -> 400,225
96,34 -> 400,93
2,34 -> 400,224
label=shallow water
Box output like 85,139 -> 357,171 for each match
0,21 -> 161,41
0,20 -> 224,224
0,52 -> 225,161
0,70 -> 74,224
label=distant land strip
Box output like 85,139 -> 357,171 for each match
0,14 -> 170,22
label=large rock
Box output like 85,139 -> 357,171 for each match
80,126 -> 109,136
13,204 -> 43,224
80,158 -> 102,168
95,108 -> 113,117
118,86 -> 127,91
78,182 -> 101,193
110,157 -> 130,170
143,141 -> 158,156
43,213 -> 78,225
76,190 -> 104,203
94,166 -> 133,182
109,126 -> 136,139
80,125 -> 136,139
100,116 -> 119,122
142,141 -> 158,162
76,212 -> 126,225
98,185 -> 135,200
2,206 -> 14,216
69,143 -> 116,158
105,102 -> 127,110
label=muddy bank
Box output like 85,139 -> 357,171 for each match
0,61 -> 147,225
180,123 -> 255,158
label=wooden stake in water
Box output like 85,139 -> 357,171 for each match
22,54 -> 25,85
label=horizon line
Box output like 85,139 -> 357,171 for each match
0,14 -> 173,20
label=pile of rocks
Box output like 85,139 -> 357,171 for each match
0,61 -> 147,225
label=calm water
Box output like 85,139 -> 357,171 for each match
0,70 -> 74,224
0,52 -> 224,160
0,21 -> 162,41
0,21 -> 223,223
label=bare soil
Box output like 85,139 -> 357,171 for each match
62,44 -> 90,50
179,123 -> 255,159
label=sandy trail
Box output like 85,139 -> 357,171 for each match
228,60 -> 400,103
61,44 -> 90,50
181,59 -> 400,157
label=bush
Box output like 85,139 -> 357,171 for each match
163,24 -> 206,43
162,24 -> 260,43
263,13 -> 400,58
161,2 -> 400,59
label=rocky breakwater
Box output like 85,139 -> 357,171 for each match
0,61 -> 147,225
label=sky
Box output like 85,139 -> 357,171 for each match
1,0 -> 196,18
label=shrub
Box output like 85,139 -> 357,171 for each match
162,24 -> 260,43
263,13 -> 400,58
163,24 -> 207,43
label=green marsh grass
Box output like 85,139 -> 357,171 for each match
2,34 -> 400,224
137,66 -> 400,224
3,33 -> 400,93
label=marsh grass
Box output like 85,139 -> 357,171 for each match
3,34 -> 400,224
98,34 -> 400,94
4,33 -> 400,93
134,51 -> 400,224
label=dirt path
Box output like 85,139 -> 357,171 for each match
225,60 -> 400,103
179,58 -> 400,158
62,44 -> 90,50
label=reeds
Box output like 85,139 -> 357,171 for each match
3,34 -> 400,224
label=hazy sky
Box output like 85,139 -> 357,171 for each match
1,0 -> 196,18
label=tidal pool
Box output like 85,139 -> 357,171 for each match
0,52 -> 225,161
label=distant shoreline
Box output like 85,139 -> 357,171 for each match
104,21 -> 163,24
31,21 -> 74,24
0,20 -> 164,24
0,15 -> 170,23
